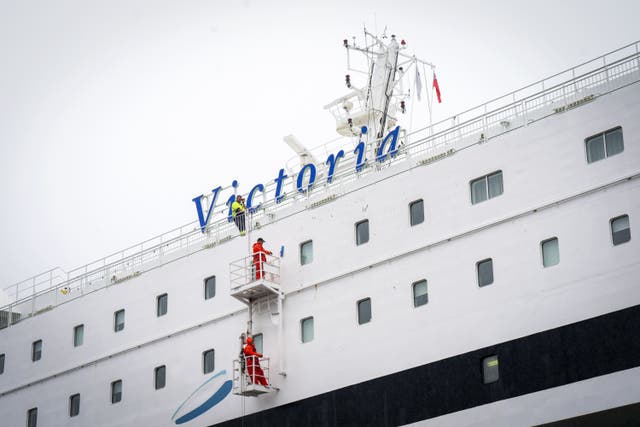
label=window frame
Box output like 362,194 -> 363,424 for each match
111,380 -> 122,404
27,407 -> 38,427
476,258 -> 494,287
32,339 -> 42,362
0,353 -> 5,375
203,349 -> 215,374
300,240 -> 313,265
301,317 -> 314,343
355,219 -> 370,246
585,126 -> 624,163
154,365 -> 166,390
610,214 -> 631,246
157,293 -> 168,317
541,237 -> 560,268
204,275 -> 216,300
482,355 -> 500,384
252,333 -> 264,354
357,297 -> 372,325
470,170 -> 503,205
412,279 -> 428,308
409,199 -> 425,226
114,309 -> 125,332
73,324 -> 84,347
69,393 -> 80,417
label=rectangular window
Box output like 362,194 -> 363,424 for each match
471,171 -> 503,204
357,298 -> 372,325
477,259 -> 494,287
586,127 -> 624,163
542,237 -> 560,267
611,215 -> 631,245
69,393 -> 80,417
114,309 -> 125,332
111,380 -> 122,403
203,349 -> 215,374
27,408 -> 38,427
482,355 -> 500,384
252,333 -> 263,354
73,324 -> 84,347
412,280 -> 428,307
157,293 -> 168,317
32,340 -> 42,362
410,199 -> 424,226
155,365 -> 166,390
0,353 -> 4,375
300,240 -> 313,265
204,276 -> 216,300
301,317 -> 314,343
356,220 -> 369,245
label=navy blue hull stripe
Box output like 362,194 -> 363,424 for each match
212,304 -> 640,427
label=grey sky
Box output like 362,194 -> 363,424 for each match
1,0 -> 638,287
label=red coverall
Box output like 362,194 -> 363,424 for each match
244,337 -> 268,386
252,242 -> 272,280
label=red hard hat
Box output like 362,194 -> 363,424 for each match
246,336 -> 253,344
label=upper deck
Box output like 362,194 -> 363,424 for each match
2,40 -> 639,329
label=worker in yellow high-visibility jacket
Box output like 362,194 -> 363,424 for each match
232,195 -> 246,236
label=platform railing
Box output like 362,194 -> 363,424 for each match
229,253 -> 281,291
2,41 -> 639,328
232,356 -> 271,394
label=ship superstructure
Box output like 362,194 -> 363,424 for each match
1,32 -> 640,427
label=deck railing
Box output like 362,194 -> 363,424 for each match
2,41 -> 639,328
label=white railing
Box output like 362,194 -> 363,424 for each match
232,356 -> 271,393
2,40 -> 639,328
229,253 -> 281,291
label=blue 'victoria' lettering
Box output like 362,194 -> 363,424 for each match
296,163 -> 316,193
193,126 -> 400,233
192,186 -> 222,233
325,150 -> 345,183
247,183 -> 265,213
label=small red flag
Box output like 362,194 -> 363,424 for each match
432,72 -> 442,103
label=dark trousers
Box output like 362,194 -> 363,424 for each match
234,212 -> 246,233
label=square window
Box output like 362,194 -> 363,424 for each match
477,259 -> 494,287
204,276 -> 216,300
301,317 -> 314,343
155,365 -> 166,390
32,340 -> 42,362
203,349 -> 215,374
0,353 -> 4,375
157,293 -> 168,317
410,200 -> 424,226
111,380 -> 122,404
412,280 -> 428,307
74,324 -> 84,347
114,309 -> 125,332
27,408 -> 38,427
586,127 -> 624,163
69,393 -> 80,417
482,355 -> 499,384
300,240 -> 313,265
357,298 -> 371,325
611,215 -> 631,246
252,333 -> 263,354
542,238 -> 559,267
471,171 -> 503,204
356,220 -> 369,245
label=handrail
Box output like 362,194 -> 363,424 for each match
1,40 -> 639,326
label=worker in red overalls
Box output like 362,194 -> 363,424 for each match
244,336 -> 268,386
252,238 -> 272,280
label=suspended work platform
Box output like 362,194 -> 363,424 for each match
229,253 -> 281,304
232,356 -> 274,396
